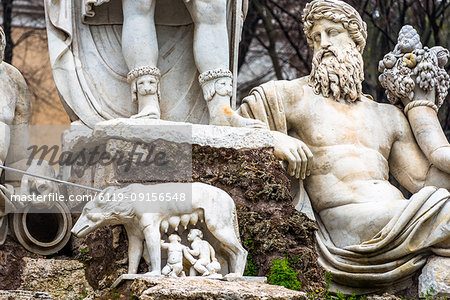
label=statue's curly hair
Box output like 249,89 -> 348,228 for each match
302,0 -> 367,53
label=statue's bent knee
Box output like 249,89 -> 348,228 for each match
191,0 -> 227,23
124,0 -> 155,15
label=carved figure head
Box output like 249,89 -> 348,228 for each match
71,186 -> 135,238
307,21 -> 364,102
214,77 -> 233,98
0,27 -> 5,62
136,75 -> 159,96
20,160 -> 58,209
303,0 -> 366,103
169,234 -> 181,243
187,228 -> 203,242
303,0 -> 367,54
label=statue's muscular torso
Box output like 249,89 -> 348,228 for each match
283,77 -> 415,247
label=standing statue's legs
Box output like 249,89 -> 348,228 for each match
185,0 -> 266,128
122,0 -> 161,119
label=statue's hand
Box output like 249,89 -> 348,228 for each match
271,131 -> 313,180
409,75 -> 437,105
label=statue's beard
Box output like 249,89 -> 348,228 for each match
309,46 -> 364,103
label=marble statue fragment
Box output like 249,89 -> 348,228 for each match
0,26 -> 32,245
161,234 -> 186,277
238,0 -> 450,293
71,182 -> 247,277
44,0 -> 264,129
379,25 -> 450,174
0,27 -> 70,253
184,229 -> 221,277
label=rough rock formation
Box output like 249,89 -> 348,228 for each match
129,277 -> 308,300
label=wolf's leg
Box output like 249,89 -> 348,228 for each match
143,222 -> 162,275
209,226 -> 247,276
125,224 -> 144,274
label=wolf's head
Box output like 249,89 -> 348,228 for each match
71,186 -> 135,238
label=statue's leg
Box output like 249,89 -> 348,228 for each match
142,224 -> 162,275
124,224 -> 144,274
161,264 -> 171,276
193,260 -> 209,275
185,0 -> 266,128
122,0 -> 161,119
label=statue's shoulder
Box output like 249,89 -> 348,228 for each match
257,76 -> 309,105
261,76 -> 309,90
0,62 -> 30,125
1,63 -> 31,125
361,94 -> 404,116
0,62 -> 27,87
360,95 -> 410,133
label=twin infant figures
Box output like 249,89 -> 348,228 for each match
161,228 -> 221,277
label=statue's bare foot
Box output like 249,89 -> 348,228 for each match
131,97 -> 160,119
144,270 -> 162,276
209,106 -> 267,129
202,76 -> 267,128
130,108 -> 160,119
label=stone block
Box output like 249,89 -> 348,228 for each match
418,256 -> 450,297
130,277 -> 307,300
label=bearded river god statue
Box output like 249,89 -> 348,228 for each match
44,0 -> 264,129
238,0 -> 450,294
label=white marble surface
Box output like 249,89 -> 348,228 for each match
72,182 -> 248,277
379,25 -> 450,174
0,28 -> 32,244
238,0 -> 450,292
44,0 -> 253,128
419,256 -> 450,297
62,119 -> 274,152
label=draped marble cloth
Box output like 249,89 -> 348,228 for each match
238,79 -> 450,289
44,0 -> 247,128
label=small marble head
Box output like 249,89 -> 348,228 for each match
303,0 -> 367,53
187,228 -> 203,242
136,74 -> 158,96
168,234 -> 182,243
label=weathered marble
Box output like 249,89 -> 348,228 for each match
129,277 -> 307,300
418,256 -> 450,297
0,26 -> 31,246
71,182 -> 248,277
45,0 -> 264,128
379,25 -> 450,174
238,0 -> 450,293
18,257 -> 93,299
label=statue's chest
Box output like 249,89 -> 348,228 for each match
292,99 -> 386,149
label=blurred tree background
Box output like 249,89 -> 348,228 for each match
237,0 -> 450,138
1,0 -> 69,124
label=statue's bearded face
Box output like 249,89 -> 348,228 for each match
309,19 -> 364,103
